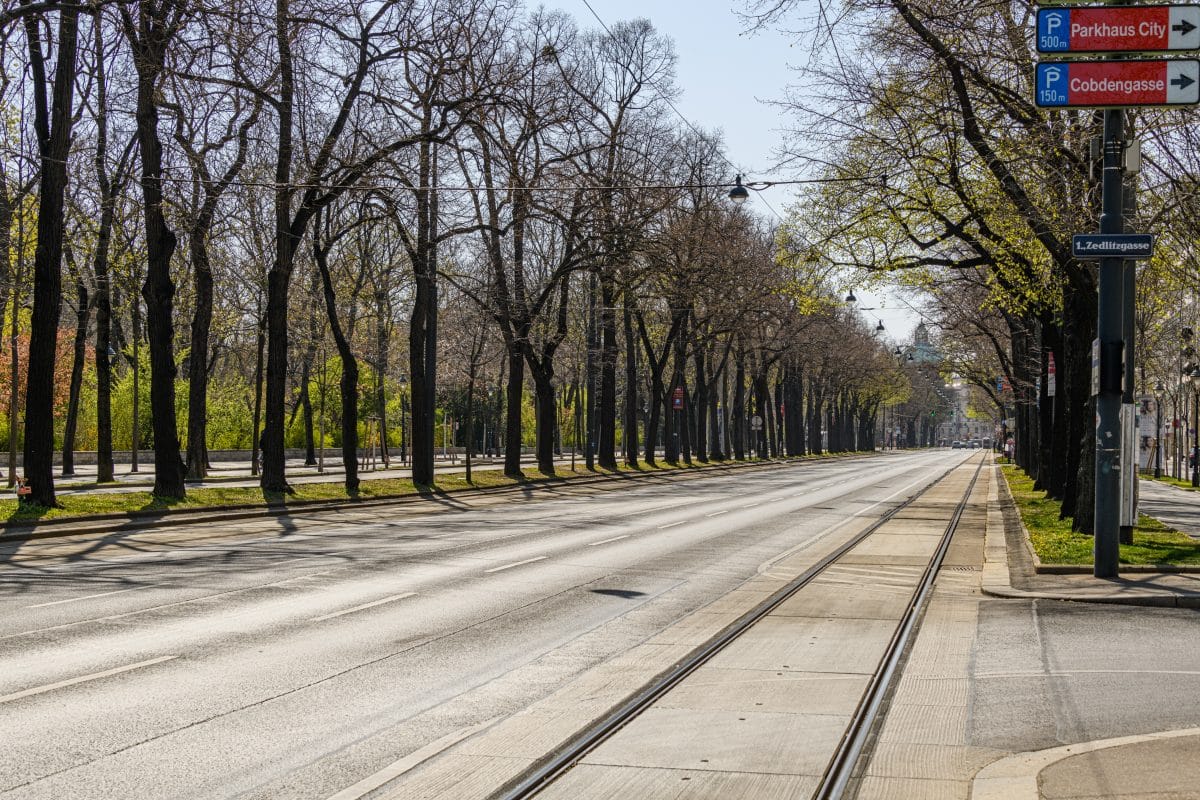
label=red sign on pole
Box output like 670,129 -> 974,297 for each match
1036,59 -> 1200,107
1038,6 -> 1200,54
672,387 -> 684,410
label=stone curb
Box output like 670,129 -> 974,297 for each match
0,454 -> 863,545
970,727 -> 1200,800
980,464 -> 1200,608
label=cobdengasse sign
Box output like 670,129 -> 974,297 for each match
1038,5 -> 1200,54
1035,59 -> 1200,107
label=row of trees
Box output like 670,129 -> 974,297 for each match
751,0 -> 1200,533
3,0 -> 930,507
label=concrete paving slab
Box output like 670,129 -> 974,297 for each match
848,533 -> 944,558
378,753 -> 526,800
862,741 -> 1002,779
770,581 -> 911,620
892,676 -> 971,706
652,666 -> 868,715
538,763 -> 818,800
836,554 -> 930,567
580,706 -> 849,775
853,775 -> 970,800
696,589 -> 775,616
645,612 -> 741,647
876,704 -> 969,746
703,616 -> 895,674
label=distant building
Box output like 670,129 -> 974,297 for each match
909,322 -> 940,365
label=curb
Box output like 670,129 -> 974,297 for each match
1,454 -> 865,545
980,464 -> 1200,608
970,727 -> 1200,800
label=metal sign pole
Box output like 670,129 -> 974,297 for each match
1095,107 -> 1125,579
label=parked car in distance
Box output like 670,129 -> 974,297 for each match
952,441 -> 962,449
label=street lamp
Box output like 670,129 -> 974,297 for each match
845,289 -> 857,304
728,174 -> 750,205
1191,367 -> 1200,487
1155,380 -> 1165,479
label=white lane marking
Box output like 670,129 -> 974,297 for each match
0,655 -> 177,705
588,535 -> 630,547
706,510 -> 729,517
324,716 -> 502,800
25,584 -> 160,609
657,521 -> 685,530
310,593 -> 416,622
741,503 -> 760,509
756,465 -> 946,575
771,497 -> 787,503
484,556 -> 547,574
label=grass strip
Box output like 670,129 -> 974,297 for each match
1149,474 -> 1200,492
1,455 -> 798,526
1001,464 -> 1200,566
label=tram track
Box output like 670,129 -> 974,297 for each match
494,454 -> 985,800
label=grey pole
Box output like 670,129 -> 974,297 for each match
1094,107 -> 1124,578
1120,162 -> 1137,545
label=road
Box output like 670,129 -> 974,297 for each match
0,450 -> 966,800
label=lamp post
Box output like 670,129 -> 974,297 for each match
1191,367 -> 1200,487
1155,381 -> 1165,479
398,374 -> 408,466
317,343 -> 327,474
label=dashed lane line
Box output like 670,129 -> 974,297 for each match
587,535 -> 630,547
310,593 -> 417,622
324,716 -> 502,800
0,655 -> 178,706
25,584 -> 162,609
483,556 -> 548,574
657,521 -> 685,530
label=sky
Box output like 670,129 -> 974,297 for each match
544,0 -> 925,342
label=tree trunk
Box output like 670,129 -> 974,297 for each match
622,296 -> 639,468
504,346 -> 524,477
251,306 -> 266,479
185,232 -> 214,480
597,271 -> 619,470
130,11 -> 186,499
532,371 -> 556,476
21,6 -> 82,507
61,280 -> 89,477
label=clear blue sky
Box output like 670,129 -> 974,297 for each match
544,0 -> 924,341
544,0 -> 798,194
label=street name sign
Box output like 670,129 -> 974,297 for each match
1072,233 -> 1155,259
1038,5 -> 1200,54
1036,59 -> 1200,107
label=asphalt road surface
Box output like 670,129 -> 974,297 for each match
0,450 -> 968,800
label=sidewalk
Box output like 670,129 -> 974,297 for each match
981,471 -> 1200,608
966,464 -> 1200,799
1138,477 -> 1200,539
4,454 -> 572,497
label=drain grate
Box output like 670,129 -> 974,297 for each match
942,565 -> 981,572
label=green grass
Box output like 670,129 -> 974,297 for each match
1,452 -> 812,526
1001,465 -> 1200,566
1150,474 -> 1200,492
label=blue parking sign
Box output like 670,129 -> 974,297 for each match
1038,9 -> 1070,52
1036,63 -> 1069,107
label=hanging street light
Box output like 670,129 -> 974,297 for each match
728,174 -> 750,205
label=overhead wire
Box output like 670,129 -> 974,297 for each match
577,0 -> 790,222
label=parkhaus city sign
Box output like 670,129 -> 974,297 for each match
1034,3 -> 1200,109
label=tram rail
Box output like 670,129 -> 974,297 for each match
494,453 -> 985,800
